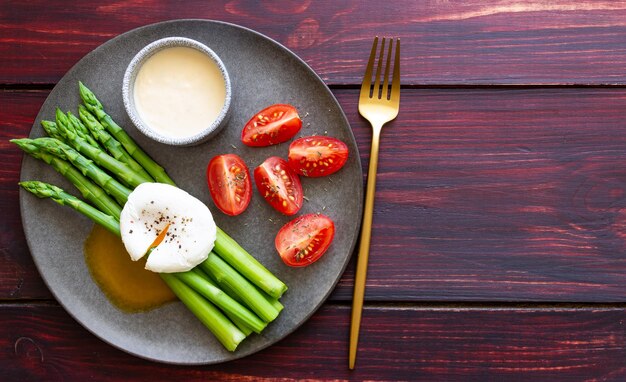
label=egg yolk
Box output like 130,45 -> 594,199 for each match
84,224 -> 176,312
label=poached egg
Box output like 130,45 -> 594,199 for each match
120,183 -> 216,273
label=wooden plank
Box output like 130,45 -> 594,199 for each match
0,91 -> 51,299
2,1 -> 626,85
0,303 -> 624,381
4,89 -> 626,302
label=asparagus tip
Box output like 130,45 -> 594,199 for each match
55,108 -> 68,124
19,180 -> 63,197
11,138 -> 38,153
78,81 -> 100,107
78,81 -> 88,95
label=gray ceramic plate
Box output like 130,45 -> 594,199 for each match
19,20 -> 363,364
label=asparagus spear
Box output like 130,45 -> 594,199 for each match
28,137 -> 131,206
201,253 -> 279,322
19,181 -> 120,235
190,268 -> 254,336
42,118 -> 152,188
175,270 -> 267,333
257,286 -> 284,312
205,266 -> 284,314
66,111 -> 102,150
213,229 -> 287,299
14,140 -> 122,219
20,180 -> 246,351
79,82 -> 174,185
77,105 -> 153,181
160,274 -> 245,351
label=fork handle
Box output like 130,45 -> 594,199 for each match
349,124 -> 382,369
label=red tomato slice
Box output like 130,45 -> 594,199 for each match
275,214 -> 335,267
254,156 -> 303,215
288,136 -> 349,177
241,104 -> 302,147
206,154 -> 252,216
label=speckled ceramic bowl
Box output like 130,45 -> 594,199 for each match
122,37 -> 232,146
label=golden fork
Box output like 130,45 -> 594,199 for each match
349,36 -> 400,370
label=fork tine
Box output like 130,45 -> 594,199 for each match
372,37 -> 386,98
390,38 -> 401,103
382,38 -> 393,100
360,37 -> 378,100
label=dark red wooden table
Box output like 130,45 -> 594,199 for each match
2,1 -> 626,380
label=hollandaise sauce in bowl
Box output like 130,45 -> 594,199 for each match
123,37 -> 231,146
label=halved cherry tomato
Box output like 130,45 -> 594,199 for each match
254,156 -> 303,215
288,136 -> 349,177
206,154 -> 252,216
275,214 -> 335,267
241,104 -> 302,147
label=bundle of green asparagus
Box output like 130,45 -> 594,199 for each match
14,82 -> 287,351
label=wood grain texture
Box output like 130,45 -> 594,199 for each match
0,91 -> 50,300
4,89 -> 626,302
1,304 -> 624,381
332,88 -> 626,302
2,0 -> 626,85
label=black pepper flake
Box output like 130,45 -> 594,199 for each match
129,230 -> 133,234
